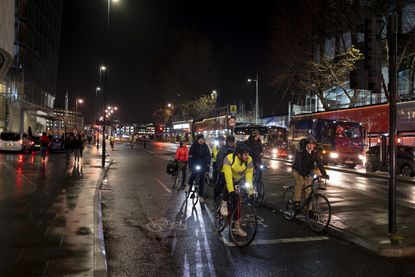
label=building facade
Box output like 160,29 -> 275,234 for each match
1,0 -> 63,134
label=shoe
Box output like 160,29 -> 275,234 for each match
199,197 -> 205,203
232,222 -> 247,237
220,200 -> 228,216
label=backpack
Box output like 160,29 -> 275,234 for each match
166,162 -> 178,175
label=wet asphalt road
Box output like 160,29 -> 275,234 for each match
102,144 -> 415,277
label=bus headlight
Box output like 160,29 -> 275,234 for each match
288,154 -> 293,160
272,148 -> 278,154
330,152 -> 339,159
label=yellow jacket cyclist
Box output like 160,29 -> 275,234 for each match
221,142 -> 254,237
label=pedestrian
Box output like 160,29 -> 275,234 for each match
64,133 -> 72,160
73,134 -> 82,163
40,132 -> 49,161
80,134 -> 86,158
87,134 -> 92,145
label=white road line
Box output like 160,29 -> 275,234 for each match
156,155 -> 173,161
220,236 -> 329,247
155,178 -> 172,193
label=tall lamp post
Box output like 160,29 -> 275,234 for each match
95,87 -> 101,121
247,74 -> 259,125
102,0 -> 119,167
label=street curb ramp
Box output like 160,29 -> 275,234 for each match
93,159 -> 113,277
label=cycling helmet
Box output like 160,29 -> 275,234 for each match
235,141 -> 251,155
226,135 -> 235,143
195,134 -> 204,141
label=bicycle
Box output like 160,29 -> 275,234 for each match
252,165 -> 265,207
214,183 -> 258,247
172,161 -> 186,191
185,165 -> 202,206
281,175 -> 331,233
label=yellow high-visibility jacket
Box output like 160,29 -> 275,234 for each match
222,153 -> 254,194
212,145 -> 220,163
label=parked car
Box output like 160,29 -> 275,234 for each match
30,136 -> 41,152
0,132 -> 33,153
365,145 -> 415,177
49,136 -> 65,153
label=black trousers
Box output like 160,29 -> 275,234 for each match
189,170 -> 206,197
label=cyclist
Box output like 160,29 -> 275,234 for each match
245,130 -> 264,193
211,136 -> 225,185
175,141 -> 189,189
221,142 -> 254,237
292,136 -> 329,211
187,134 -> 211,203
214,135 -> 236,198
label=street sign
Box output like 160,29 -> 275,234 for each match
230,105 -> 237,115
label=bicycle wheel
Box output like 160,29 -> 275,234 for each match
253,179 -> 265,207
306,193 -> 331,233
214,194 -> 227,233
191,176 -> 200,206
230,201 -> 257,247
281,186 -> 296,220
175,170 -> 183,191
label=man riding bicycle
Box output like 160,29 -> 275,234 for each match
292,136 -> 329,211
221,142 -> 254,237
245,130 -> 264,186
187,134 -> 211,203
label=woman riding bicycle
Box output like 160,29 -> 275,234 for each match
175,140 -> 189,189
221,142 -> 254,237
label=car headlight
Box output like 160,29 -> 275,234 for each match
329,152 -> 339,159
195,165 -> 201,170
272,148 -> 278,154
359,154 -> 364,160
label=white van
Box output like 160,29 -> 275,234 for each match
0,132 -> 33,152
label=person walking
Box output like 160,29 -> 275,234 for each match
80,134 -> 86,158
39,132 -> 49,161
73,135 -> 82,163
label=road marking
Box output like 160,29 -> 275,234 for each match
155,178 -> 172,193
220,236 -> 329,247
158,155 -> 173,161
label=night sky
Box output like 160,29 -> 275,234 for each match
56,0 -> 286,123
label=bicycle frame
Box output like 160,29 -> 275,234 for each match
295,176 -> 326,213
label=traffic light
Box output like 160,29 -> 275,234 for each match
364,15 -> 384,93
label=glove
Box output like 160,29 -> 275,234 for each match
229,191 -> 239,203
322,174 -> 330,180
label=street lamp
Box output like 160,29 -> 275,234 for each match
75,98 -> 84,112
102,0 -> 120,167
247,74 -> 259,124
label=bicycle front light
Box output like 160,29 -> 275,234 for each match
195,165 -> 201,171
259,164 -> 264,170
244,182 -> 251,188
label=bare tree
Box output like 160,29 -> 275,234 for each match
160,33 -> 218,102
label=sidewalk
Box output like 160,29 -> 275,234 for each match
140,140 -> 415,257
0,145 -> 111,276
